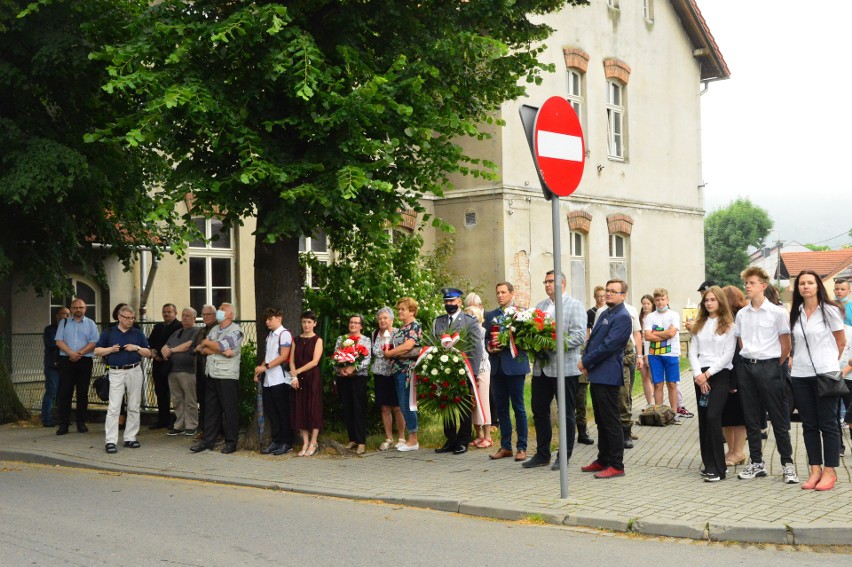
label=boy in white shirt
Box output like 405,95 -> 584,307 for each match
644,288 -> 683,421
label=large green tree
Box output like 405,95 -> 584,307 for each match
704,198 -> 773,287
93,0 -> 588,339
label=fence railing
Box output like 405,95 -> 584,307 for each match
3,321 -> 258,413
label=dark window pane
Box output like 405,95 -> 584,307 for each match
299,235 -> 306,252
212,288 -> 232,309
190,257 -> 207,287
210,219 -> 231,249
75,282 -> 96,304
311,231 -> 327,252
189,218 -> 206,248
190,289 -> 207,315
211,258 -> 232,287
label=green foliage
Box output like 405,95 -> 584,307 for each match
704,198 -> 773,287
0,0 -> 188,296
804,243 -> 830,252
237,340 -> 258,428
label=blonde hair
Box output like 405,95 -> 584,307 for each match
464,292 -> 483,308
692,286 -> 734,335
464,305 -> 484,323
652,288 -> 668,298
740,266 -> 769,284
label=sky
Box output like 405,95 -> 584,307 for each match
697,0 -> 852,249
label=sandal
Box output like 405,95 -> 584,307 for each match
297,447 -> 307,457
379,438 -> 394,451
344,441 -> 357,450
305,443 -> 318,457
471,438 -> 485,448
479,439 -> 493,448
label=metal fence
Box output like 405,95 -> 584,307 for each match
4,321 -> 258,413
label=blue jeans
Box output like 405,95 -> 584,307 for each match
41,365 -> 59,425
493,372 -> 528,451
395,372 -> 418,433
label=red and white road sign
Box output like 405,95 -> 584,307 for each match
533,97 -> 585,197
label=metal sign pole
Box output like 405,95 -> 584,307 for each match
552,196 -> 568,499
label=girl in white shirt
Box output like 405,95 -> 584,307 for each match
688,286 -> 736,482
789,270 -> 846,491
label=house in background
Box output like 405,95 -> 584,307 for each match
779,249 -> 852,302
430,0 -> 728,310
748,241 -> 811,290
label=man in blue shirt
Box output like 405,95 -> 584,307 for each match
95,305 -> 152,454
578,279 -> 633,479
54,298 -> 100,435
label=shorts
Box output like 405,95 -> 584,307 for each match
648,355 -> 680,384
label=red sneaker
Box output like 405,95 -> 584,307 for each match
581,461 -> 606,473
594,466 -> 625,479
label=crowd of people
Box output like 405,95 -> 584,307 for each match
41,267 -> 851,490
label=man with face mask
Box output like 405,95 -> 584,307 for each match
432,287 -> 484,455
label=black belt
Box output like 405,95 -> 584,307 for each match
742,358 -> 775,365
113,362 -> 140,370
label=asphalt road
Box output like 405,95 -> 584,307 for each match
0,462 -> 843,566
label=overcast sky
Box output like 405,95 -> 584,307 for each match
698,0 -> 852,249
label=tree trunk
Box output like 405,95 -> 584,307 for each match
242,203 -> 303,450
0,276 -> 30,423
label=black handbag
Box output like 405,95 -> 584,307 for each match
799,318 -> 849,398
92,374 -> 110,402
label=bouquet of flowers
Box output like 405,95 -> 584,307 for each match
503,307 -> 568,361
331,336 -> 370,368
412,332 -> 482,427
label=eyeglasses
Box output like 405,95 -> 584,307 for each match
119,315 -> 136,321
543,280 -> 555,284
605,289 -> 624,295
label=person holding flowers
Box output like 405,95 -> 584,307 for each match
332,314 -> 372,455
383,297 -> 423,452
523,271 -> 586,469
433,287 -> 485,456
370,306 -> 406,451
484,282 -> 531,462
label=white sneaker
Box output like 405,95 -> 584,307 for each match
397,443 -> 419,452
782,463 -> 799,484
737,460 -> 767,480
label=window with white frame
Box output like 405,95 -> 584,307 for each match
569,232 -> 587,305
606,80 -> 625,160
50,276 -> 100,323
299,230 -> 329,288
609,233 -> 628,282
189,218 -> 234,315
643,0 -> 654,21
566,69 -> 583,119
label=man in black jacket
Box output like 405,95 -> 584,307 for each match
147,303 -> 181,429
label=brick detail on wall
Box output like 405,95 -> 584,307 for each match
563,48 -> 590,73
603,58 -> 632,85
511,250 -> 532,309
567,210 -> 592,233
398,208 -> 417,232
606,213 -> 634,236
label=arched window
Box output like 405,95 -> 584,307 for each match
50,276 -> 101,323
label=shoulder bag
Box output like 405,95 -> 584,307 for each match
799,317 -> 849,398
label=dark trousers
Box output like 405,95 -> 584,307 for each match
840,379 -> 852,425
41,365 -> 60,424
263,382 -> 293,445
590,383 -> 623,470
737,359 -> 793,465
695,368 -> 730,477
445,382 -> 473,448
196,363 -> 207,431
57,357 -> 93,426
151,360 -> 172,426
203,376 -> 239,447
338,375 -> 368,444
791,376 -> 841,468
531,373 -> 578,461
575,381 -> 588,429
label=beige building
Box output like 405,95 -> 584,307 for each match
433,0 -> 728,311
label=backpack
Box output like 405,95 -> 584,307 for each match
638,404 -> 676,426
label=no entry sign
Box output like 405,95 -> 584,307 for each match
520,97 -> 586,198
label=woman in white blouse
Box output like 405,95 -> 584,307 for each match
688,286 -> 737,482
789,270 -> 846,491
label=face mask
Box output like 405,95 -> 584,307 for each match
656,306 -> 669,313
216,310 -> 226,323
444,303 -> 459,315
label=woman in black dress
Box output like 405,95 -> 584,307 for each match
290,311 -> 324,457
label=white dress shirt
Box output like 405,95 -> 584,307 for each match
688,317 -> 736,377
790,303 -> 845,377
734,300 -> 790,360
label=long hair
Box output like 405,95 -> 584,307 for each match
789,270 -> 843,331
722,286 -> 747,317
692,286 -> 734,336
638,294 -> 654,328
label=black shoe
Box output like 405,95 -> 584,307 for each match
105,443 -> 117,454
123,440 -> 141,449
56,426 -> 69,436
273,443 -> 292,456
577,434 -> 594,445
220,444 -> 237,454
522,454 -> 550,469
452,444 -> 468,455
190,442 -> 214,453
434,442 -> 454,454
149,423 -> 167,430
261,442 -> 279,455
77,423 -> 89,433
760,430 -> 768,440
167,428 -> 184,436
623,437 -> 634,449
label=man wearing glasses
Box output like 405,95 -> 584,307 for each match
95,305 -> 151,454
578,279 -> 633,479
54,298 -> 99,435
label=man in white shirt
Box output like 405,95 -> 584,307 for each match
253,308 -> 294,456
734,267 -> 797,484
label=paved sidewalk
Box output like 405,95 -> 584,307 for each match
2,379 -> 850,545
